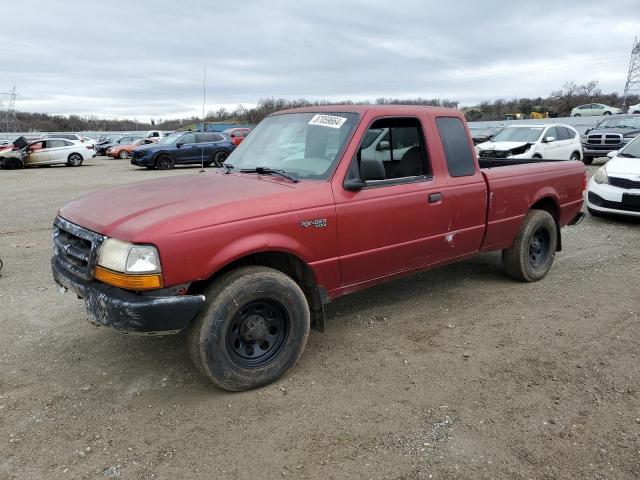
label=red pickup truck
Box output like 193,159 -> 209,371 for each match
52,106 -> 586,391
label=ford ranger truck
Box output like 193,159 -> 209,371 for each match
52,106 -> 586,391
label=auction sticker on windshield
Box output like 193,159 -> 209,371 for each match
308,114 -> 347,129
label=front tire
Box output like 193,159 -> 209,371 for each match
155,155 -> 174,170
214,150 -> 229,167
118,150 -> 130,159
603,111 -> 612,116
502,209 -> 557,282
66,153 -> 83,167
582,156 -> 594,165
187,266 -> 311,391
573,114 -> 581,117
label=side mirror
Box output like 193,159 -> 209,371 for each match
545,136 -> 556,143
343,177 -> 366,191
175,143 -> 183,148
376,140 -> 390,151
607,150 -> 618,159
585,128 -> 591,134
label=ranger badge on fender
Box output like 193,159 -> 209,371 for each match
300,218 -> 327,228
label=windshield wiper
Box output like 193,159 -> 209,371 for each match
239,167 -> 300,183
617,152 -> 637,158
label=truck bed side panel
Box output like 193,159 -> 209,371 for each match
481,161 -> 585,252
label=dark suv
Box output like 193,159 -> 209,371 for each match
130,132 -> 235,170
582,114 -> 640,164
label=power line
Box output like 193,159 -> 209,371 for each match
0,86 -> 20,133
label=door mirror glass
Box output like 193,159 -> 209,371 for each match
376,140 -> 390,151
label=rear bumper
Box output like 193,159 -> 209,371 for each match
52,256 -> 205,334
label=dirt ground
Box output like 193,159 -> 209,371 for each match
0,157 -> 639,480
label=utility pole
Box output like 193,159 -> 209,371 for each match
622,37 -> 640,110
0,86 -> 21,134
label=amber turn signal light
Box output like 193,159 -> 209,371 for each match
94,266 -> 163,290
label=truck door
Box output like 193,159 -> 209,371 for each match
333,116 -> 451,287
434,116 -> 488,261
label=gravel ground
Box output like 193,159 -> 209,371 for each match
0,157 -> 639,480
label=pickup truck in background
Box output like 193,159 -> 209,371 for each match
51,106 -> 586,391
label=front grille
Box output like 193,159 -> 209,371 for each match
52,217 -> 105,280
588,191 -> 640,212
608,176 -> 640,189
587,133 -> 623,145
479,150 -> 508,158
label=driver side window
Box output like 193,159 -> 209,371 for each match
357,117 -> 429,182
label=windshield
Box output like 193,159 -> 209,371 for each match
490,126 -> 544,143
596,116 -> 640,129
227,112 -> 359,180
620,135 -> 640,158
158,132 -> 183,145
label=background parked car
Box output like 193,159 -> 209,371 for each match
130,131 -> 235,169
223,127 -> 252,145
571,103 -> 622,117
476,124 -> 583,161
469,125 -> 504,145
106,138 -> 157,159
627,103 -> 640,114
0,137 -> 92,169
581,114 -> 640,164
586,135 -> 640,218
96,135 -> 144,155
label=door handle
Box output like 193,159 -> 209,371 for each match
428,192 -> 442,203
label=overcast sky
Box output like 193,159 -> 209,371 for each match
1,0 -> 639,120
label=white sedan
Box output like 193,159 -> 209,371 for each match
627,103 -> 640,114
0,138 -> 93,169
586,135 -> 640,217
476,124 -> 583,161
571,103 -> 622,117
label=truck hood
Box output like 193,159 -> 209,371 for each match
477,141 -> 530,151
59,172 -> 327,242
605,156 -> 640,176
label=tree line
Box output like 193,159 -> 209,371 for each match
9,81 -> 639,132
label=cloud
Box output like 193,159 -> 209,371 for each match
1,0 -> 638,120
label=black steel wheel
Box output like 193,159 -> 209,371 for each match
528,227 -> 550,268
188,266 -> 310,391
502,209 -> 557,282
226,299 -> 289,368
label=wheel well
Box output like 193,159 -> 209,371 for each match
188,251 -> 326,331
530,197 -> 561,251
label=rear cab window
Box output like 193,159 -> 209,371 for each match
435,116 -> 476,177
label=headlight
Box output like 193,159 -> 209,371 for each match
623,136 -> 637,143
95,239 -> 162,290
593,167 -> 609,185
98,238 -> 161,273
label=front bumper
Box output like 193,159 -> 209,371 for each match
582,144 -> 625,157
130,155 -> 152,166
585,179 -> 640,217
52,256 -> 205,334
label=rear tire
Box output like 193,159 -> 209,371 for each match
187,266 -> 311,391
573,114 -> 581,117
582,156 -> 594,165
603,111 -> 612,116
66,153 -> 83,167
155,155 -> 174,170
118,150 -> 130,159
502,209 -> 557,282
532,154 -> 543,159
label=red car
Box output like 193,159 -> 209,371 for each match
223,127 -> 251,145
52,105 -> 585,391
